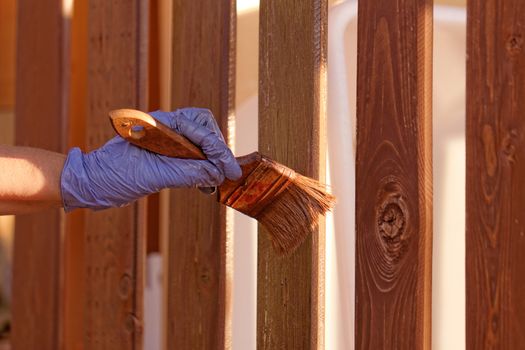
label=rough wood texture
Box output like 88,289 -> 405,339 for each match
355,1 -> 433,349
466,1 -> 525,348
257,0 -> 327,349
84,1 -> 148,348
168,1 -> 236,349
12,1 -> 69,349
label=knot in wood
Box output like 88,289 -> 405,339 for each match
376,195 -> 409,263
200,267 -> 210,283
119,274 -> 132,299
124,314 -> 141,334
506,34 -> 523,56
378,203 -> 405,241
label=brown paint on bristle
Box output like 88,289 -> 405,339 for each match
257,174 -> 336,255
218,152 -> 336,255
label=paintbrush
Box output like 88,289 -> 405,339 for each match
108,108 -> 335,255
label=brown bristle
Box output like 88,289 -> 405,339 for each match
257,174 -> 336,255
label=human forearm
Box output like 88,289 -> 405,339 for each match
0,145 -> 66,214
0,109 -> 240,215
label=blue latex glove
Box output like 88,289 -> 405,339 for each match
61,108 -> 241,211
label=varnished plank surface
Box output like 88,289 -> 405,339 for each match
84,1 -> 148,348
257,1 -> 327,349
466,1 -> 525,348
168,1 -> 236,349
12,1 -> 69,349
355,1 -> 433,349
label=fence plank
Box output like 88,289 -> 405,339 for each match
11,0 -> 69,348
83,0 -> 148,348
466,1 -> 525,348
0,0 -> 15,110
355,0 -> 433,349
257,0 -> 327,349
63,1 -> 89,348
167,1 -> 236,349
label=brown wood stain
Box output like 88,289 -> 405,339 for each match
167,1 -> 236,349
83,0 -> 148,348
467,1 -> 525,348
355,0 -> 433,349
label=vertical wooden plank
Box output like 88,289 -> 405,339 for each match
466,1 -> 525,348
83,0 -> 148,348
0,0 -> 16,110
63,0 -> 88,348
167,0 -> 236,348
12,0 -> 69,349
355,0 -> 433,349
158,2 -> 173,349
147,0 -> 161,255
257,0 -> 327,349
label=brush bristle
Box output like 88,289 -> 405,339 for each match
257,174 -> 336,255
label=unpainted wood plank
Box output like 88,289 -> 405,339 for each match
12,0 -> 70,349
257,0 -> 328,349
466,1 -> 525,348
355,0 -> 433,349
168,1 -> 236,349
83,0 -> 148,348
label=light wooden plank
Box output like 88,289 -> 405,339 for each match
257,0 -> 328,349
355,0 -> 433,349
83,0 -> 148,348
12,0 -> 70,349
167,1 -> 236,348
466,1 -> 525,348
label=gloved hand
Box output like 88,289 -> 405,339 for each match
60,108 -> 241,211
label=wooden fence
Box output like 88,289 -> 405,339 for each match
8,0 -> 525,349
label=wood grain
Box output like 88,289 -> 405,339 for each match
355,0 -> 433,349
12,0 -> 70,349
257,0 -> 327,349
466,1 -> 525,348
168,1 -> 236,349
83,0 -> 148,348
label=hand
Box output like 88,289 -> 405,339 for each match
60,108 -> 241,211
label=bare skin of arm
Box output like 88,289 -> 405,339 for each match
0,145 -> 66,215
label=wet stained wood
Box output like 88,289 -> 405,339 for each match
83,0 -> 148,348
12,1 -> 69,349
168,1 -> 236,349
355,0 -> 433,349
466,1 -> 525,348
257,0 -> 327,349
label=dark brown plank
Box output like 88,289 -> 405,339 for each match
11,0 -> 70,349
83,0 -> 148,348
466,1 -> 525,348
355,0 -> 433,349
167,1 -> 236,348
257,1 -> 327,349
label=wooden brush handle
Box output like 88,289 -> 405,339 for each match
108,109 -> 206,160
